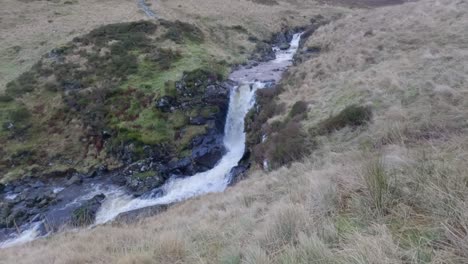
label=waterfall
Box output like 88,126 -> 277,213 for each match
95,33 -> 303,224
0,32 -> 302,248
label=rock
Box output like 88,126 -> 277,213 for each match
278,43 -> 290,50
126,175 -> 166,197
115,204 -> 169,224
30,181 -> 45,189
155,96 -> 177,112
0,202 -> 13,228
5,205 -> 29,228
189,116 -> 207,125
66,175 -> 82,186
71,194 -> 105,226
166,157 -> 194,176
192,145 -> 225,169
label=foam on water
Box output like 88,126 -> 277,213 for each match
0,222 -> 44,249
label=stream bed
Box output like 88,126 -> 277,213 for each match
0,32 -> 303,248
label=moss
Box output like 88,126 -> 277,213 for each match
178,125 -> 207,150
0,95 -> 13,103
5,71 -> 37,96
0,102 -> 32,138
1,19 -> 230,180
115,108 -> 173,145
133,170 -> 156,180
169,111 -> 188,129
200,106 -> 219,118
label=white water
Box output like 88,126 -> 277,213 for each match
95,32 -> 303,223
95,82 -> 262,223
0,33 -> 302,247
0,222 -> 44,248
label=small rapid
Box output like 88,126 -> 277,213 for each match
0,32 -> 302,248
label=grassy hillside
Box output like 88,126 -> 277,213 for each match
2,0 -> 467,263
0,0 -> 348,182
0,0 -> 347,92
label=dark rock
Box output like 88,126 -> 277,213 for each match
66,175 -> 82,186
167,157 -> 194,175
5,205 -> 29,228
192,145 -> 224,169
0,202 -> 13,228
189,116 -> 207,125
71,194 -> 105,226
42,168 -> 76,178
102,130 -> 112,140
155,96 -> 177,112
30,181 -> 45,189
227,163 -> 251,186
279,43 -> 290,50
115,204 -> 169,224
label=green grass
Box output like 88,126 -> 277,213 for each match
178,125 -> 208,150
133,170 -> 157,180
115,108 -> 173,145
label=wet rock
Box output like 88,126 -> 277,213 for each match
66,175 -> 82,186
252,41 -> 275,62
0,202 -> 13,228
167,157 -> 194,175
115,204 -> 169,224
30,181 -> 45,189
5,205 -> 29,228
272,29 -> 295,47
228,150 -> 251,186
279,43 -> 291,50
192,145 -> 224,170
71,194 -> 105,226
126,172 -> 166,197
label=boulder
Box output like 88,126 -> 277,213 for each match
278,43 -> 290,50
66,175 -> 82,186
115,204 -> 169,224
71,194 -> 105,226
155,96 -> 177,112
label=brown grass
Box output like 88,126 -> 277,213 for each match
0,0 -> 146,92
2,0 -> 468,263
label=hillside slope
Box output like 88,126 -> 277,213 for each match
2,0 -> 468,263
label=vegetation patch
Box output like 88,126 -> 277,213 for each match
0,19 -> 229,181
317,105 -> 372,134
246,87 -> 313,169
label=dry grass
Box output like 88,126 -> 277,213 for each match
2,0 -> 468,263
0,0 -> 349,91
0,0 -> 146,91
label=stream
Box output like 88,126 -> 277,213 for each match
0,33 -> 303,248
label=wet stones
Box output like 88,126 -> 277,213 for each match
71,193 -> 105,226
66,174 -> 82,186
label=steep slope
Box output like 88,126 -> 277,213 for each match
1,0 -> 467,263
